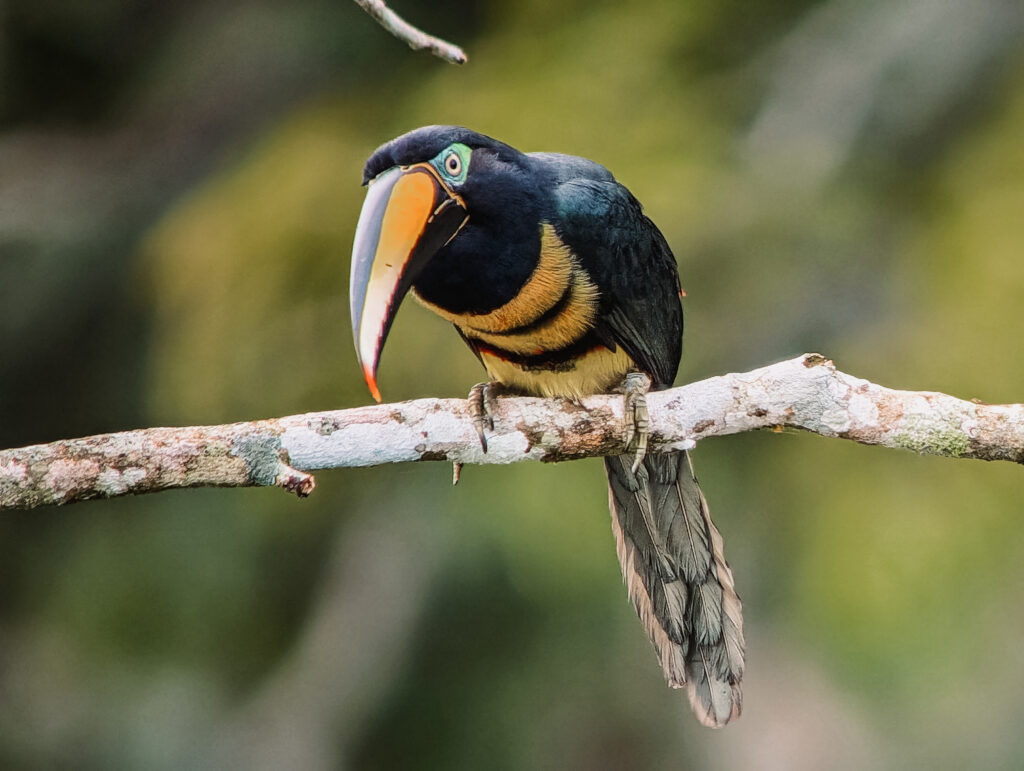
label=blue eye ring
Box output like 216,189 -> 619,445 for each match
431,142 -> 471,184
444,150 -> 462,177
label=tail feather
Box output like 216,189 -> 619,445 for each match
605,451 -> 744,728
687,646 -> 740,728
608,497 -> 688,684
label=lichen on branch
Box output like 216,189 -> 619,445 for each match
2,354 -> 1022,510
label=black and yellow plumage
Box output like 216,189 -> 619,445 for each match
349,126 -> 744,727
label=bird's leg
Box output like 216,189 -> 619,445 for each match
618,372 -> 652,474
467,381 -> 504,453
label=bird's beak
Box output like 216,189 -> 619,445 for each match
350,163 -> 468,401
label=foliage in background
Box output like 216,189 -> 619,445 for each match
2,0 -> 1023,767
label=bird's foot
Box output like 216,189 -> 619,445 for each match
467,381 -> 504,453
619,372 -> 652,474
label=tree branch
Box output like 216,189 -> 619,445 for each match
2,354 -> 1022,510
354,0 -> 468,64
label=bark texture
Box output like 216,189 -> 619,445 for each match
2,354 -> 1022,510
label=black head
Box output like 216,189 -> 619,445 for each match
362,125 -> 523,184
362,126 -> 543,230
350,126 -> 547,400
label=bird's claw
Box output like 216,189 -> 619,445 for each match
468,381 -> 501,453
621,372 -> 652,474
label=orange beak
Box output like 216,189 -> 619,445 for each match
349,163 -> 468,401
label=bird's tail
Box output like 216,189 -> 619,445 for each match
605,450 -> 744,727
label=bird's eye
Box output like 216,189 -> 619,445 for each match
444,151 -> 462,177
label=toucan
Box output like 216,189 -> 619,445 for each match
349,126 -> 744,727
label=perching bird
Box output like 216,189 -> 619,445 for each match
349,126 -> 744,727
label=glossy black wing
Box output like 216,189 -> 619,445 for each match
541,161 -> 683,387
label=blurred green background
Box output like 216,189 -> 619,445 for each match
2,0 -> 1024,768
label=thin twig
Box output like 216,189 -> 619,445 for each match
354,0 -> 467,64
2,354 -> 1023,510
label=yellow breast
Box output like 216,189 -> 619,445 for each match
413,222 -> 633,398
479,345 -> 634,399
